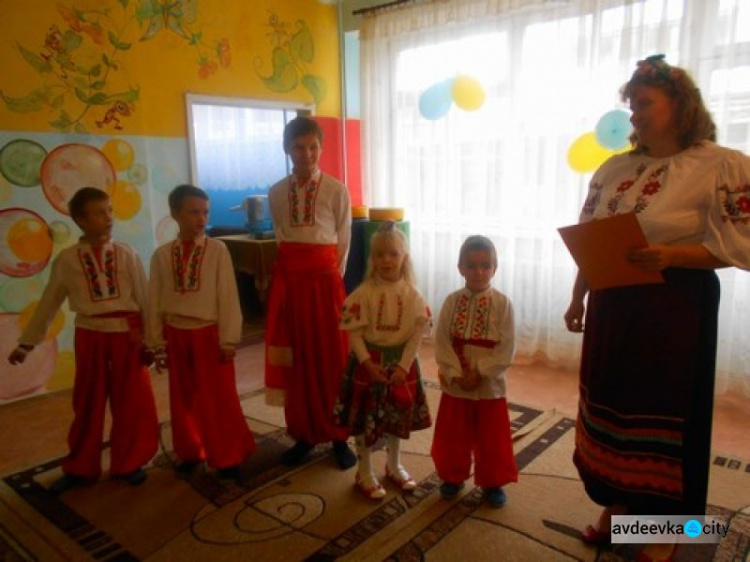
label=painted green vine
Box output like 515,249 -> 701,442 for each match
255,11 -> 327,105
0,0 -> 231,133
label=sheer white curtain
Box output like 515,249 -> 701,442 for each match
190,104 -> 289,190
360,0 -> 750,395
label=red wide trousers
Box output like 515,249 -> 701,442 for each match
64,328 -> 158,479
265,242 -> 349,445
431,394 -> 518,488
165,324 -> 255,468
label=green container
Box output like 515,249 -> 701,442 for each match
363,220 -> 410,261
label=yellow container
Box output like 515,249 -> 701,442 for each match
368,208 -> 404,221
352,205 -> 369,219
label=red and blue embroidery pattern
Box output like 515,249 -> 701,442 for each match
79,246 -> 120,301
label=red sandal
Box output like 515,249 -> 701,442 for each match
355,472 -> 386,500
385,465 -> 417,491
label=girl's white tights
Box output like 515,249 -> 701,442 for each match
355,434 -> 413,484
355,435 -> 378,486
386,434 -> 411,482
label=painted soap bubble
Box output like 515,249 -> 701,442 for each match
49,220 -> 72,244
0,208 -> 53,277
44,349 -> 75,391
0,175 -> 11,202
101,138 -> 135,172
0,275 -> 45,312
0,313 -> 57,401
19,300 -> 65,341
0,139 -> 47,187
127,163 -> 148,186
111,180 -> 142,220
41,143 -> 116,215
156,215 -> 179,244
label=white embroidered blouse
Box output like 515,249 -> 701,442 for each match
340,277 -> 431,372
148,235 -> 242,350
435,287 -> 516,400
19,240 -> 148,345
580,141 -> 750,270
268,170 -> 352,274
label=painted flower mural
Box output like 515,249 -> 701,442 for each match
255,12 -> 327,105
0,0 -> 231,133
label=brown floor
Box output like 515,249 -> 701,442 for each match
1,336 -> 748,480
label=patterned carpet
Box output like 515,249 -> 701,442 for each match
1,382 -> 748,561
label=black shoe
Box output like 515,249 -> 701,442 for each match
217,465 -> 242,481
484,487 -> 507,507
123,468 -> 148,486
49,474 -> 88,496
176,461 -> 202,474
281,441 -> 313,466
332,440 -> 357,470
439,481 -> 465,500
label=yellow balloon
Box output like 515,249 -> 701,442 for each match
7,217 -> 53,263
451,75 -> 486,111
102,138 -> 135,172
567,132 -> 616,173
46,349 -> 76,391
19,300 -> 65,340
111,180 -> 142,220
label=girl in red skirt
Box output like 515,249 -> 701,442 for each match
334,222 -> 432,500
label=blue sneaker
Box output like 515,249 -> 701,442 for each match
439,481 -> 465,499
484,487 -> 507,507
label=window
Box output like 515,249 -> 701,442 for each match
186,94 -> 313,229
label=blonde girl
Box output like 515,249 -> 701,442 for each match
333,222 -> 432,500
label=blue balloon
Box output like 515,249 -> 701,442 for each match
419,79 -> 454,120
595,109 -> 633,150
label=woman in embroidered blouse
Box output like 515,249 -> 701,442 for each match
333,222 -> 432,500
564,55 -> 750,560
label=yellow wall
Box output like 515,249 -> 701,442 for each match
0,0 -> 343,401
0,0 -> 342,137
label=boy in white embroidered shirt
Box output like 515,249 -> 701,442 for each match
265,117 -> 356,469
431,235 -> 518,508
7,187 -> 159,495
148,184 -> 255,480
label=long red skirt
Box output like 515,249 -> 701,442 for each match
265,242 -> 349,445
